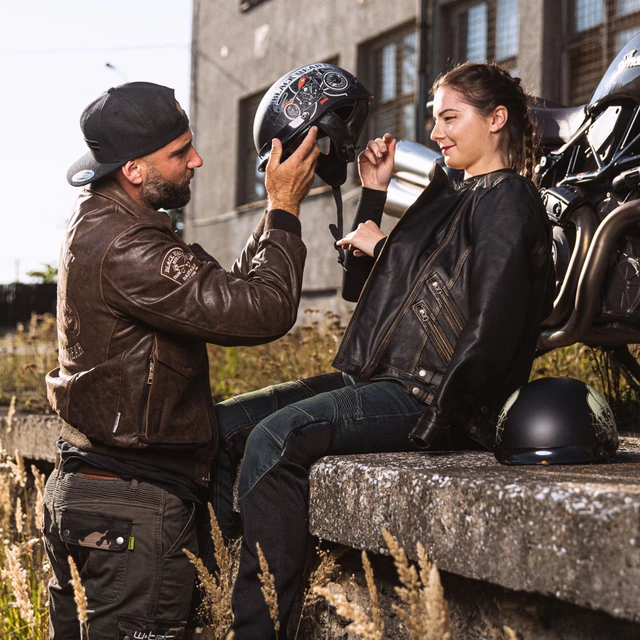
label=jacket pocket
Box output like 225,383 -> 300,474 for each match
60,509 -> 131,605
412,300 -> 454,364
140,336 -> 212,445
427,272 -> 466,337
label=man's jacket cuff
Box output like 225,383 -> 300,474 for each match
264,209 -> 302,238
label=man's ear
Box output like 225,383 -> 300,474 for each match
490,105 -> 508,133
120,159 -> 145,185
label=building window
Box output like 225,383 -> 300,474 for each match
575,0 -> 605,31
380,44 -> 397,102
363,25 -> 418,142
495,0 -> 519,61
616,25 -> 640,50
444,1 -> 519,71
237,91 -> 266,207
618,0 -> 640,15
566,0 -> 640,105
466,3 -> 488,61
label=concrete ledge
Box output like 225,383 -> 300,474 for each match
308,436 -> 640,623
4,411 -> 639,626
0,409 -> 60,463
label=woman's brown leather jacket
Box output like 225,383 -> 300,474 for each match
333,165 -> 555,449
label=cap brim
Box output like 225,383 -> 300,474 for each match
66,151 -> 124,187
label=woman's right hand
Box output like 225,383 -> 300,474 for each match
336,220 -> 386,258
358,133 -> 396,192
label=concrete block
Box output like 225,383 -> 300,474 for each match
308,437 -> 640,622
0,409 -> 60,463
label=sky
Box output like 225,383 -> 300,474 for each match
0,0 -> 193,283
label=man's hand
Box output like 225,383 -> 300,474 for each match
336,220 -> 386,258
358,133 -> 396,192
265,127 -> 320,217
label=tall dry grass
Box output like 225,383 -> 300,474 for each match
0,444 -> 49,639
206,309 -> 346,402
184,505 -> 240,638
0,313 -> 58,413
312,530 -> 455,640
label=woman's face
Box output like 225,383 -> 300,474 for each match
430,86 -> 507,178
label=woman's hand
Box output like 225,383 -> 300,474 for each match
358,133 -> 396,192
336,220 -> 387,258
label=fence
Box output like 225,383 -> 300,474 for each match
0,283 -> 57,328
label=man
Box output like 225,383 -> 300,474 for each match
43,81 -> 319,640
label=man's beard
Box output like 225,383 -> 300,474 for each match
140,164 -> 193,210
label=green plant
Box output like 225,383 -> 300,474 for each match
26,264 -> 58,285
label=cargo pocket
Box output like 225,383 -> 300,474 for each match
60,510 -> 131,605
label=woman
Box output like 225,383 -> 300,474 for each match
213,62 -> 555,639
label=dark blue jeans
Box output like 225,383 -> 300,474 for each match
209,373 -> 425,639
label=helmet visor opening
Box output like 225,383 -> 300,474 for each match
331,101 -> 357,121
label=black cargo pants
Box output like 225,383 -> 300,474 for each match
43,467 -> 198,640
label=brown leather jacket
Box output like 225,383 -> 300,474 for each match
46,178 -> 306,484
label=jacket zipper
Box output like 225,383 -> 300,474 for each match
414,301 -> 454,362
358,189 -> 474,379
429,273 -> 465,336
139,356 -> 154,435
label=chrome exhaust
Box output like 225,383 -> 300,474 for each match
384,140 -> 441,218
538,199 -> 640,349
541,204 -> 598,327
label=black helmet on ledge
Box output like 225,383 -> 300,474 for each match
253,62 -> 372,187
494,377 -> 619,465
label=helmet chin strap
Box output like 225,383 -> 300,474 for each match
315,103 -> 370,269
315,138 -> 350,271
328,185 -> 346,270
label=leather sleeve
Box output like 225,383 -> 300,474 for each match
101,221 -> 306,345
342,188 -> 387,302
418,177 -> 549,433
229,209 -> 302,279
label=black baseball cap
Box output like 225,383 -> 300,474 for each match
67,81 -> 190,187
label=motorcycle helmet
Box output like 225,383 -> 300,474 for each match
254,63 -> 372,185
253,63 -> 372,267
494,377 -> 619,465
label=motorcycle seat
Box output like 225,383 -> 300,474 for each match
531,104 -> 587,145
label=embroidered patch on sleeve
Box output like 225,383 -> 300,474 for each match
160,247 -> 200,285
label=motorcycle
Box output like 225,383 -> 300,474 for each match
384,34 -> 640,386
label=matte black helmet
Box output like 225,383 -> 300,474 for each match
494,377 -> 619,465
253,62 -> 372,187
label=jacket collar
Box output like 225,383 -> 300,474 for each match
456,168 -> 517,191
87,178 -> 173,230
